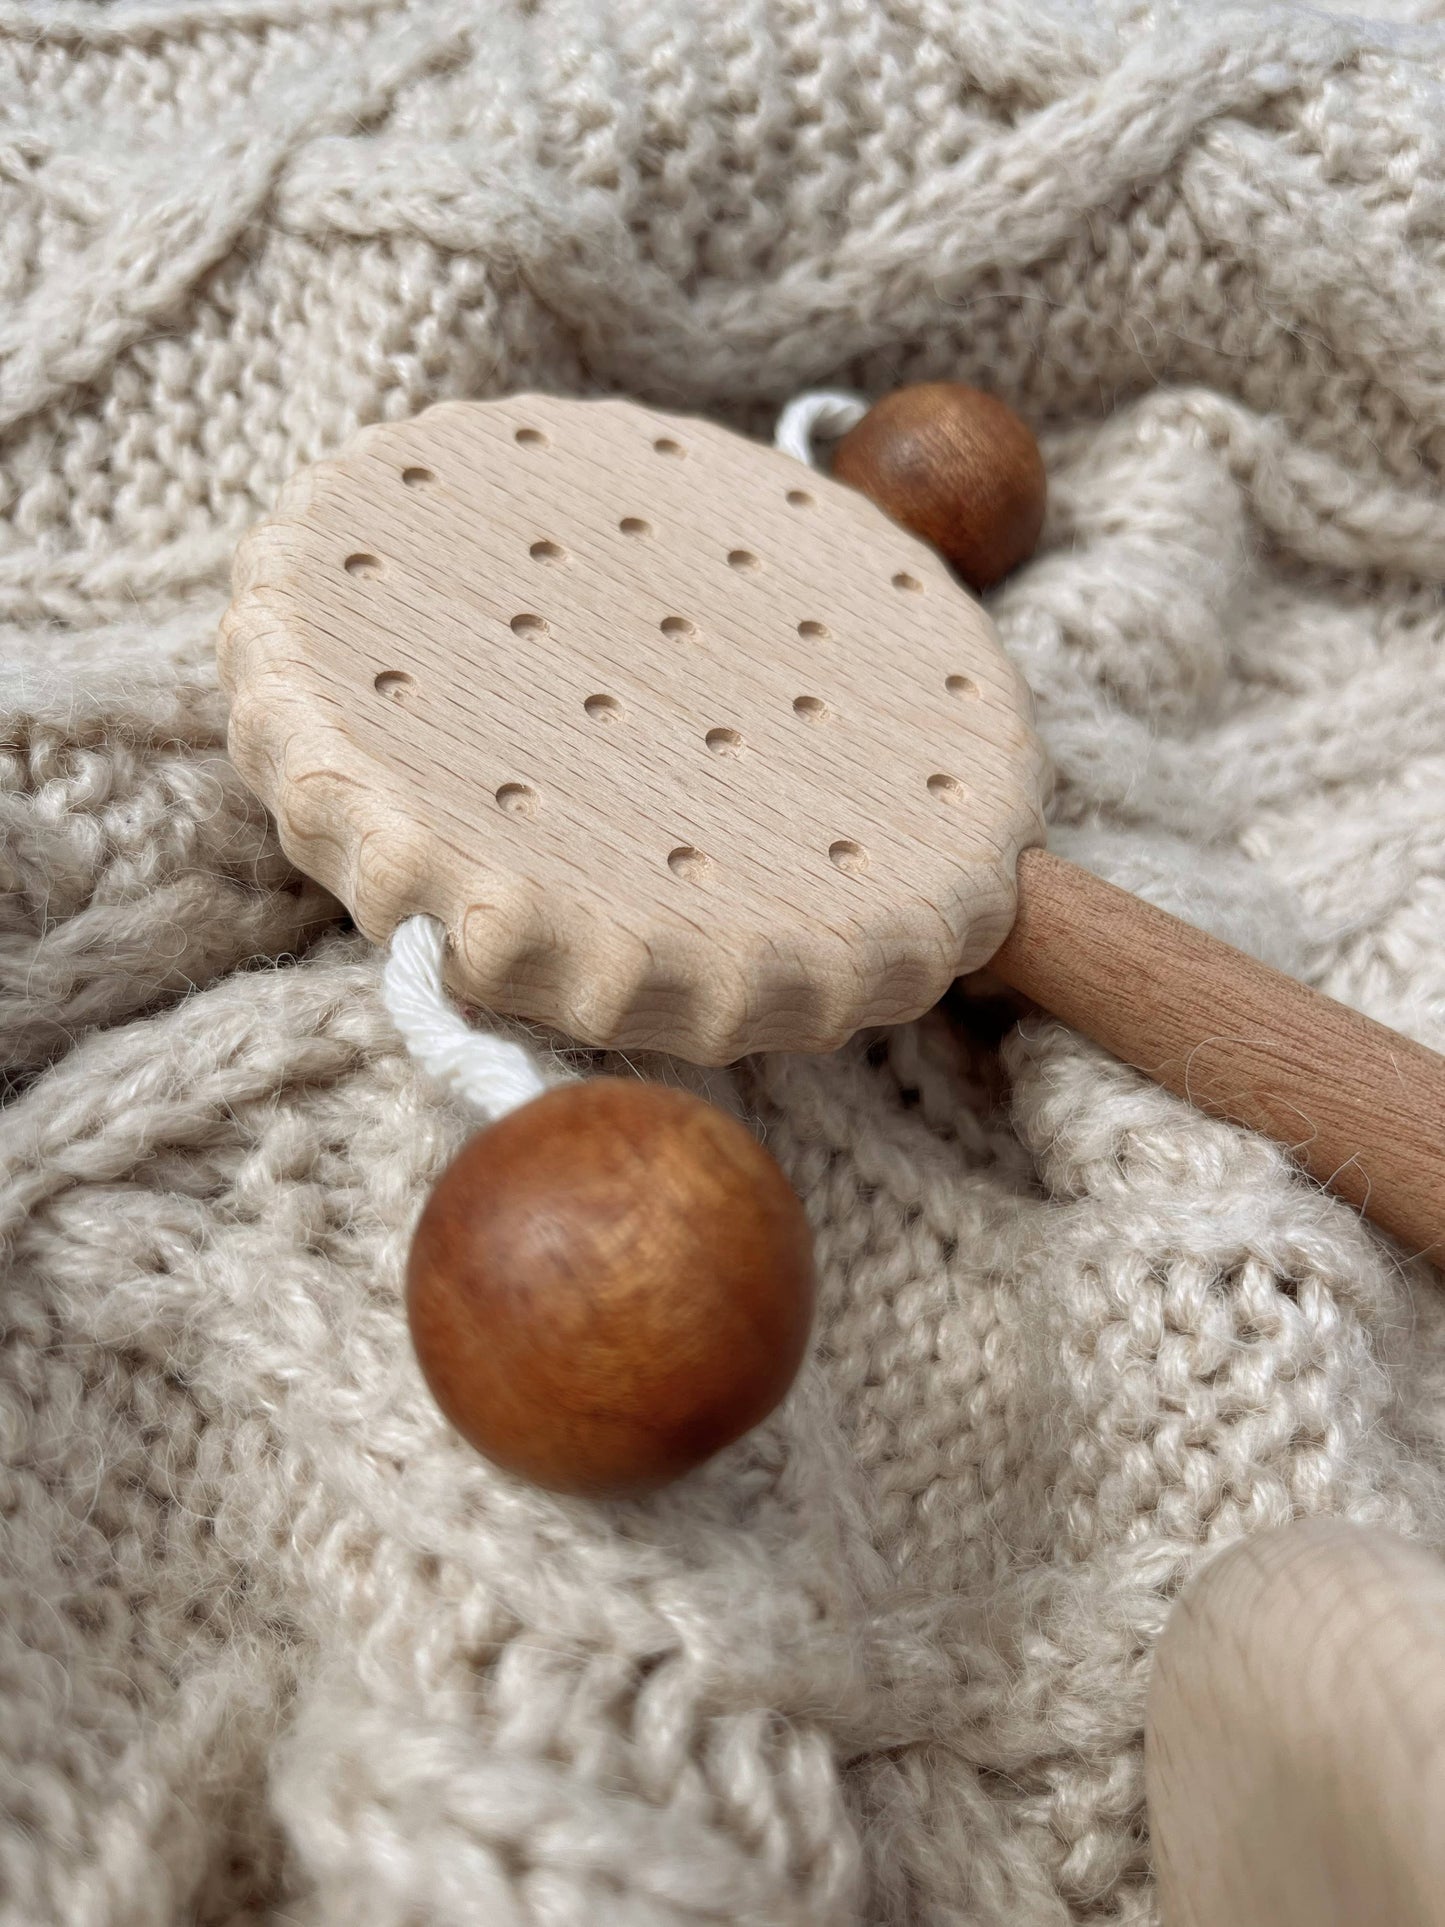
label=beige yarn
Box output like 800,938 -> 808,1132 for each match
4,1 -> 1445,1921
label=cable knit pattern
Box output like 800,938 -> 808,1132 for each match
4,2 -> 1445,1922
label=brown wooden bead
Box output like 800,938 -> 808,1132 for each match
405,1078 -> 816,1496
831,381 -> 1046,590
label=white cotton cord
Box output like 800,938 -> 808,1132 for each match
773,390 -> 866,465
382,914 -> 557,1122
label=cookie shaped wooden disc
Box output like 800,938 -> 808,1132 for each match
219,394 -> 1046,1062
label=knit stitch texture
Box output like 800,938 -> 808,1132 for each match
4,1 -> 1445,1922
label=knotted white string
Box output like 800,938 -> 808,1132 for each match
381,914 -> 553,1120
772,389 -> 865,464
379,390 -> 864,1117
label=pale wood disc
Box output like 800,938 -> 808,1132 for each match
218,394 -> 1047,1063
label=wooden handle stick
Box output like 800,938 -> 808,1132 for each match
992,848 -> 1445,1260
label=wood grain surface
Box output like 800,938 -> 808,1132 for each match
1147,1519 -> 1445,1926
993,848 -> 1445,1259
218,392 -> 1045,1062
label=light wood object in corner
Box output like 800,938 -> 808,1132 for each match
1147,1519 -> 1445,1927
218,393 -> 1445,1259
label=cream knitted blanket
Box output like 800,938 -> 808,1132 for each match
4,2 -> 1445,1921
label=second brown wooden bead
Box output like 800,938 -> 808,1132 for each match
831,381 -> 1046,591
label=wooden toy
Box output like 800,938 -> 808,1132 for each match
406,1078 -> 815,1495
831,380 -> 1046,588
219,389 -> 1445,1269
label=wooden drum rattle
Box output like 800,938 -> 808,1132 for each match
219,388 -> 1445,1495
